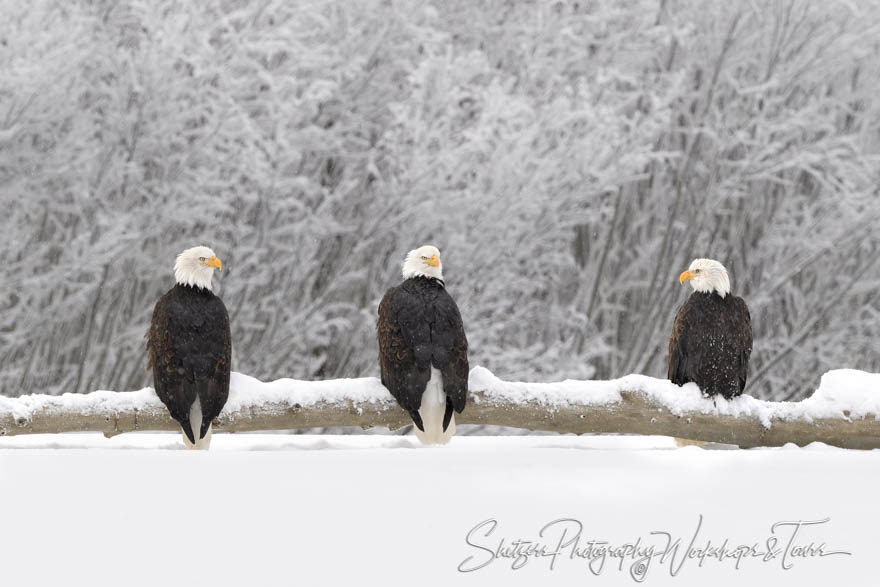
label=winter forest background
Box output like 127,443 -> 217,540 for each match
0,0 -> 878,402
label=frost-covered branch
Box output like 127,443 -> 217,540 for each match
1,368 -> 879,450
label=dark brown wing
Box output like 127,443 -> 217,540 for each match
667,299 -> 691,387
147,291 -> 197,443
433,287 -> 469,423
377,285 -> 431,430
730,295 -> 753,393
194,295 -> 232,439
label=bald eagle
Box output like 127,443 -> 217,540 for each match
377,245 -> 469,445
147,246 -> 231,450
668,258 -> 753,399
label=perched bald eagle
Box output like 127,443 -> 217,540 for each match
147,246 -> 231,450
377,245 -> 469,445
668,258 -> 753,399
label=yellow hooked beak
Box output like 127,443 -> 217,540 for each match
205,256 -> 223,270
679,269 -> 694,284
425,255 -> 440,268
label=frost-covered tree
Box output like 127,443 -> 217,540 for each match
0,0 -> 878,400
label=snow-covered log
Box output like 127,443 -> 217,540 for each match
1,367 -> 879,449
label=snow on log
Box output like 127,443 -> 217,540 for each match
1,367 -> 879,449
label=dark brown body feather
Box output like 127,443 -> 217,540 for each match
376,276 -> 469,431
668,291 -> 752,399
146,283 -> 231,443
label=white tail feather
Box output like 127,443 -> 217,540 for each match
182,396 -> 212,450
414,368 -> 455,445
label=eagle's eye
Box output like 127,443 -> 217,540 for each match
421,256 -> 428,260
693,269 -> 701,274
199,257 -> 206,262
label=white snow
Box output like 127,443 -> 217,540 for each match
0,387 -> 160,422
469,365 -> 624,405
2,370 -> 877,585
470,366 -> 880,428
223,371 -> 393,413
0,372 -> 396,423
799,369 -> 880,420
0,433 -> 872,586
2,368 -> 879,432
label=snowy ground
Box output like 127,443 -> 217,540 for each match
0,433 -> 874,586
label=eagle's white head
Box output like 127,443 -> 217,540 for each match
174,245 -> 222,291
679,258 -> 730,298
402,245 -> 443,280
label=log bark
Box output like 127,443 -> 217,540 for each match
1,387 -> 878,449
